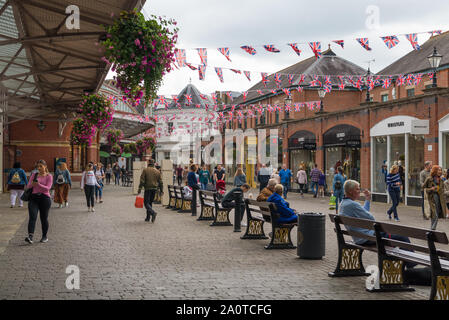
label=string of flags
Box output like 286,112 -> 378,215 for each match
174,29 -> 444,66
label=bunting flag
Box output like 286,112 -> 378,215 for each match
196,48 -> 207,65
215,67 -> 224,83
257,90 -> 263,95
333,40 -> 344,49
356,38 -> 372,51
230,69 -> 241,74
244,70 -> 251,82
261,72 -> 270,87
324,84 -> 332,93
270,89 -> 277,94
217,47 -> 231,62
338,82 -> 345,90
211,93 -> 217,103
309,42 -> 321,59
405,33 -> 420,50
241,45 -> 257,55
287,74 -> 295,85
382,77 -> 392,89
396,74 -> 406,86
296,86 -> 303,93
288,43 -> 302,56
226,92 -> 233,101
158,95 -> 167,107
282,88 -> 291,97
274,73 -> 282,88
381,35 -> 400,49
310,75 -> 321,87
185,62 -> 197,70
184,94 -> 192,104
199,94 -> 208,100
429,30 -> 442,36
175,49 -> 186,67
428,72 -> 435,80
243,91 -> 248,101
324,76 -> 332,86
414,73 -> 423,85
198,64 -> 206,81
406,73 -> 414,85
294,103 -> 301,111
298,74 -> 306,84
263,45 -> 280,53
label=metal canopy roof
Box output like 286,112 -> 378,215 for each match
0,0 -> 145,123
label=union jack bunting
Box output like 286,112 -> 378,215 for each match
374,76 -> 381,86
405,33 -> 420,50
244,71 -> 251,81
309,42 -> 321,59
428,72 -> 435,80
381,35 -> 400,49
226,92 -> 233,101
270,89 -> 277,94
310,76 -> 321,87
257,90 -> 263,95
261,72 -> 270,87
396,74 -> 406,86
184,94 -> 192,104
263,45 -> 280,53
230,69 -> 241,74
296,86 -> 303,93
199,94 -> 208,100
288,43 -> 302,56
196,48 -> 207,65
215,67 -> 224,83
287,74 -> 295,85
231,105 -> 236,112
324,84 -> 332,93
333,40 -> 344,49
338,82 -> 345,90
241,45 -> 257,55
368,78 -> 375,91
356,38 -> 372,51
198,64 -> 206,81
282,88 -> 291,97
185,62 -> 197,70
294,103 -> 301,111
429,30 -> 442,36
298,74 -> 305,84
174,49 -> 186,67
195,104 -> 201,109
243,91 -> 248,101
324,76 -> 332,85
382,77 -> 392,89
274,73 -> 282,88
158,95 -> 167,106
217,47 -> 231,62
414,73 -> 423,85
406,74 -> 414,85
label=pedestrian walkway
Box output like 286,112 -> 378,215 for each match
0,185 -> 441,300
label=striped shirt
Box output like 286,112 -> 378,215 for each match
386,173 -> 401,191
310,168 -> 321,182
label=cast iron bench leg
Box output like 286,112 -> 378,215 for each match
265,225 -> 296,249
241,217 -> 268,239
210,208 -> 233,226
198,205 -> 215,221
328,246 -> 369,277
367,257 -> 414,292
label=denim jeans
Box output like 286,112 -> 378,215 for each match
95,183 -> 103,199
311,181 -> 319,196
144,189 -> 156,220
334,189 -> 344,213
282,182 -> 289,198
201,183 -> 208,190
388,188 -> 401,219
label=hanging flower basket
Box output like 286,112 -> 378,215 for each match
101,10 -> 178,103
111,144 -> 122,155
106,128 -> 124,146
79,93 -> 115,130
123,142 -> 137,154
135,136 -> 156,155
70,118 -> 96,146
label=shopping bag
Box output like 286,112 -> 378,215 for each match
135,196 -> 144,208
329,195 -> 336,210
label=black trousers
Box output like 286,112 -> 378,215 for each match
222,201 -> 245,221
84,185 -> 95,207
144,189 -> 156,220
28,194 -> 51,237
177,176 -> 183,186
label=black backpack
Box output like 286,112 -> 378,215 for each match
334,178 -> 342,190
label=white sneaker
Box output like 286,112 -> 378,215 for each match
59,204 -> 63,208
65,202 -> 69,207
87,207 -> 91,212
241,222 -> 247,227
91,207 -> 95,212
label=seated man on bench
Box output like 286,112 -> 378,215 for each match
257,179 -> 277,202
339,179 -> 416,268
222,183 -> 250,225
267,184 -> 298,224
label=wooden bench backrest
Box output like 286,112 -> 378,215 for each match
199,190 -> 215,204
245,199 -> 274,220
168,185 -> 175,195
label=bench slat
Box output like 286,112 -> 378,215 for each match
376,223 -> 449,244
329,213 -> 376,229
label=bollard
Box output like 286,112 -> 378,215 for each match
234,190 -> 243,232
191,187 -> 197,216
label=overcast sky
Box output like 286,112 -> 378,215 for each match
120,0 -> 449,97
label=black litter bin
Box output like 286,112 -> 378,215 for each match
297,212 -> 325,259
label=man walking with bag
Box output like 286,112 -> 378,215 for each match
138,159 -> 163,223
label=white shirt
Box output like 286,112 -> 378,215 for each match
81,171 -> 101,188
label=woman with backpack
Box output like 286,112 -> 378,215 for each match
333,166 -> 346,214
53,162 -> 72,208
7,162 -> 28,208
25,159 -> 53,244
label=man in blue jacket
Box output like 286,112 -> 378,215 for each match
267,184 -> 298,224
278,164 -> 292,199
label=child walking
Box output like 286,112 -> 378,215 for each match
81,163 -> 101,212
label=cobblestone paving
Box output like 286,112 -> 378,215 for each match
0,185 -> 445,300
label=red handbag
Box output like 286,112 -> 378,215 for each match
135,196 -> 144,208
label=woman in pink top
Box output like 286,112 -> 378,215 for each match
25,159 -> 53,244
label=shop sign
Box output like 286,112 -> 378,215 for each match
387,121 -> 405,128
346,140 -> 361,148
336,132 -> 345,139
410,120 -> 429,135
371,116 -> 429,137
303,142 -> 317,150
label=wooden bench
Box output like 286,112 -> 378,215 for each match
153,190 -> 161,204
198,190 -> 216,221
173,185 -> 191,212
167,185 -> 176,209
243,199 -> 297,250
329,213 -> 449,299
122,173 -> 133,187
209,191 -> 232,227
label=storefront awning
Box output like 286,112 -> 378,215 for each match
323,124 -> 361,146
371,116 -> 429,137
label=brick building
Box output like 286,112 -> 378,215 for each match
228,33 -> 449,205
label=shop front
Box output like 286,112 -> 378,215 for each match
370,115 -> 428,205
288,130 -> 316,191
439,113 -> 449,169
323,124 -> 361,191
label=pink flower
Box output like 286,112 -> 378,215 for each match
135,39 -> 141,46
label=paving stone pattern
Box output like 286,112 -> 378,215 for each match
0,185 -> 444,300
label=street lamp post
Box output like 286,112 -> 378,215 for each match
365,67 -> 371,102
284,96 -> 292,119
427,47 -> 443,88
317,88 -> 326,112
